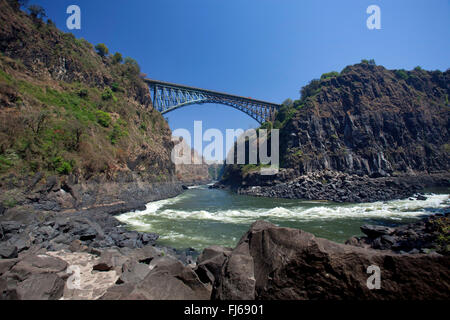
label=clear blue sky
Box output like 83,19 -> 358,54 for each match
30,0 -> 449,158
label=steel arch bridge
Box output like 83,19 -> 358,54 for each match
145,79 -> 280,124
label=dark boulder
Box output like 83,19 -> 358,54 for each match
101,256 -> 211,300
360,224 -> 395,238
0,244 -> 18,259
116,262 -> 150,284
210,221 -> 450,300
0,252 -> 68,300
195,246 -> 232,286
15,273 -> 66,300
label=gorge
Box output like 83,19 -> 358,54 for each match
0,0 -> 449,301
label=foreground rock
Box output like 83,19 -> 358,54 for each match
100,256 -> 211,300
0,248 -> 68,300
0,209 -> 159,255
347,212 -> 450,254
203,221 -> 449,300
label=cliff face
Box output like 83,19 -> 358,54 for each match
280,63 -> 449,177
219,63 -> 449,202
0,1 -> 182,213
173,137 -> 211,185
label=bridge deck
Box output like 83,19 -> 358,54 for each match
144,78 -> 280,107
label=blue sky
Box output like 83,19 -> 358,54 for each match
30,0 -> 449,158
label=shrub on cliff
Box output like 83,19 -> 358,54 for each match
95,43 -> 109,57
361,59 -> 376,65
320,71 -> 339,80
395,69 -> 409,80
300,79 -> 321,102
112,52 -> 123,64
101,87 -> 116,101
95,110 -> 112,128
27,4 -> 46,20
123,57 -> 141,77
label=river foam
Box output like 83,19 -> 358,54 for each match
118,193 -> 449,228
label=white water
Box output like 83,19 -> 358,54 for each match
116,189 -> 449,250
118,193 -> 449,226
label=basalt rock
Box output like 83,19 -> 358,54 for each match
347,212 -> 450,254
0,251 -> 68,300
210,221 -> 450,300
100,256 -> 211,300
230,170 -> 448,203
0,208 -> 160,253
220,63 -> 450,202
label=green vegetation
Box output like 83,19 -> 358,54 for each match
101,87 -> 117,101
123,57 -> 141,77
291,148 -> 303,157
273,105 -> 297,129
111,82 -> 121,92
361,59 -> 376,65
95,110 -> 112,127
395,69 -> 409,80
241,163 -> 271,175
0,53 -> 163,178
112,52 -> 123,64
95,43 -> 109,57
0,0 -> 172,187
109,120 -> 128,145
27,4 -> 46,20
51,156 -> 73,175
3,198 -> 17,208
320,71 -> 339,80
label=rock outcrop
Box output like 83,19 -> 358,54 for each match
0,0 -> 183,215
220,63 -> 450,202
0,208 -> 160,255
0,249 -> 68,300
347,212 -> 450,254
229,169 -> 449,203
203,221 -> 450,300
100,256 -> 211,300
173,137 -> 212,186
1,217 -> 449,300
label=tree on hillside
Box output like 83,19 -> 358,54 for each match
124,57 -> 140,76
95,43 -> 109,58
7,0 -> 29,10
28,4 -> 46,20
282,98 -> 294,108
112,52 -> 123,64
299,79 -> 320,101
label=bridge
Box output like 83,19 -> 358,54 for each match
145,79 -> 281,124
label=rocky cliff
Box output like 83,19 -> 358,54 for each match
173,137 -> 212,186
220,62 -> 450,202
0,0 -> 182,215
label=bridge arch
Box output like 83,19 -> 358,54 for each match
145,79 -> 280,124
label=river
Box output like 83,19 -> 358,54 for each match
117,185 -> 449,251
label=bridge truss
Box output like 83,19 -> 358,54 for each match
145,79 -> 280,124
